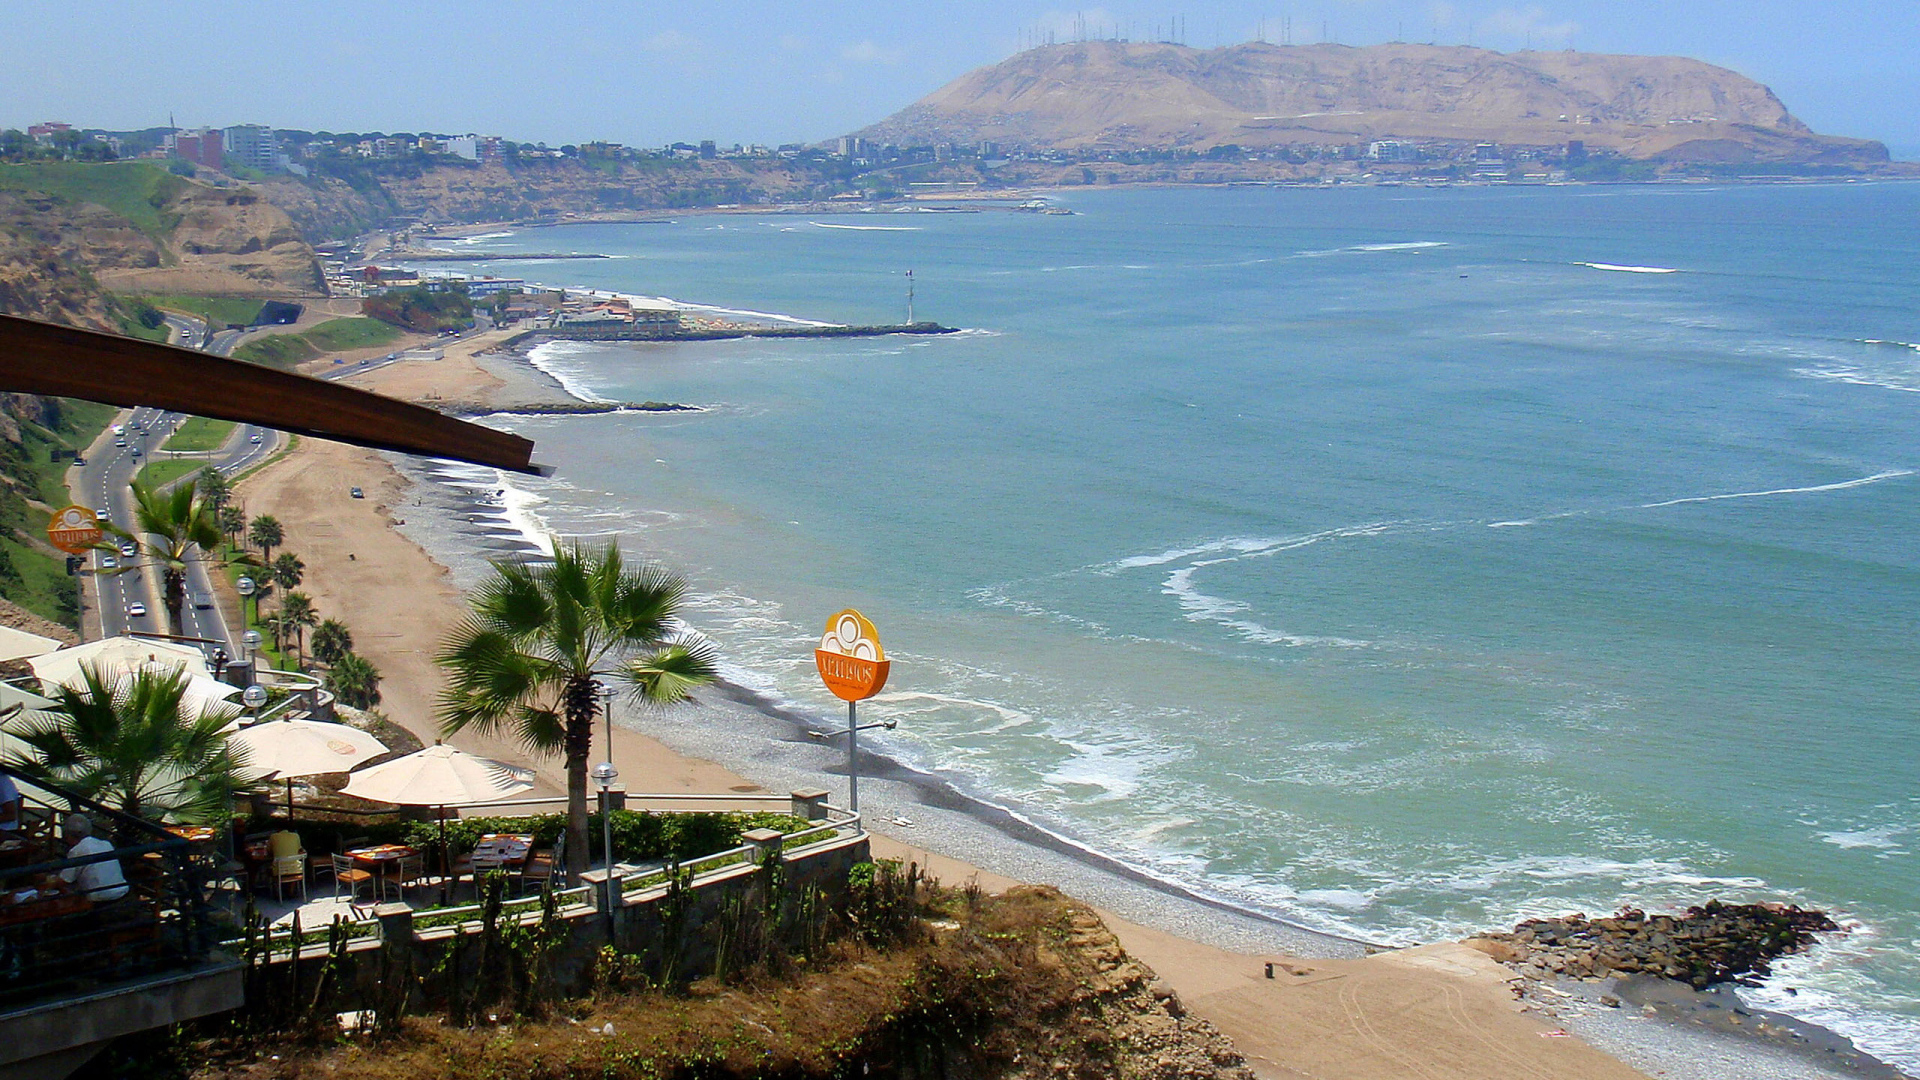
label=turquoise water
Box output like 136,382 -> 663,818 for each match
431,185 -> 1920,1066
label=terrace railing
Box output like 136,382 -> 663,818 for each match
0,765 -> 225,1011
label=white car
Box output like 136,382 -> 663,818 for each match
127,602 -> 147,618
249,433 -> 264,444
99,555 -> 118,569
119,541 -> 136,557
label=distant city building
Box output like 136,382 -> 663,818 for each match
1366,140 -> 1420,163
977,140 -> 1001,158
837,135 -> 870,158
223,124 -> 279,171
26,122 -> 71,145
477,136 -> 505,164
1565,139 -> 1587,165
462,277 -> 525,298
172,127 -> 224,169
444,135 -> 479,160
698,140 -> 717,159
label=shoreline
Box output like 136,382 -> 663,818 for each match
241,324 -> 1908,1080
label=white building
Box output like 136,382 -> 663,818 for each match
223,124 -> 279,171
445,135 -> 479,161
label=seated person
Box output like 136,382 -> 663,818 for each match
58,813 -> 129,902
0,771 -> 18,832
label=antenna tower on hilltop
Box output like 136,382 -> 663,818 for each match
905,270 -> 915,325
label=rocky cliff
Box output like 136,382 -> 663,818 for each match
859,41 -> 1887,164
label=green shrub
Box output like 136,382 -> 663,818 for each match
399,809 -> 809,865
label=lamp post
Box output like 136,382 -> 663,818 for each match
236,575 -> 256,628
806,715 -> 897,813
591,760 -> 619,925
241,629 -> 262,676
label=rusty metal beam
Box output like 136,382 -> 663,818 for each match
0,313 -> 542,474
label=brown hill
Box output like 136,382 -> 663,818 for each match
858,41 -> 1886,164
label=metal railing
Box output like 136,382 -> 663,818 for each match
0,765 -> 224,1011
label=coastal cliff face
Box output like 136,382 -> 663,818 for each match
95,182 -> 324,296
260,158 -> 838,240
0,190 -> 158,327
859,41 -> 1887,163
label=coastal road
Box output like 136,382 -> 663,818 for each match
71,310 -> 455,652
71,316 -> 277,653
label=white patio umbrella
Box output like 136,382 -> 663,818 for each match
29,635 -> 211,689
341,743 -> 535,900
0,625 -> 65,665
229,718 -> 390,819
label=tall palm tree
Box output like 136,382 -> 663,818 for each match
196,466 -> 231,511
116,476 -> 227,636
311,618 -> 354,666
437,540 -> 718,876
326,652 -> 382,709
280,591 -> 318,669
6,664 -> 251,829
248,514 -> 284,564
217,506 -> 246,552
260,611 -> 293,663
270,552 -> 305,608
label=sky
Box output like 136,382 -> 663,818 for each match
5,2 -> 1917,157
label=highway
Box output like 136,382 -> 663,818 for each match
70,316 -> 276,653
69,312 -> 489,657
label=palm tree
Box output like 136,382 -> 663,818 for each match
217,506 -> 246,552
196,466 -> 231,511
280,591 -> 319,669
437,540 -> 717,876
270,552 -> 305,608
311,619 -> 354,666
117,476 -> 226,636
248,514 -> 284,564
6,664 -> 251,829
260,611 -> 293,663
326,652 -> 382,709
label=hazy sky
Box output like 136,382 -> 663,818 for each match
6,2 -> 1915,156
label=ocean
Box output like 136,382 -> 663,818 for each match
414,182 -> 1920,1069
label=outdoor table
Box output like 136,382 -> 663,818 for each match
166,825 -> 218,845
468,834 -> 533,875
0,879 -> 89,928
345,844 -> 418,901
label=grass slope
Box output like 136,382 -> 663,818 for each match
233,317 -> 400,367
141,294 -> 266,328
161,416 -> 235,453
0,161 -> 186,241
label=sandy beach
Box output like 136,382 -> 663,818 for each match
229,339 -> 1886,1080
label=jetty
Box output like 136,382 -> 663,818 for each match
504,321 -> 960,347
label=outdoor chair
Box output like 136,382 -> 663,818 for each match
390,854 -> 426,901
330,853 -> 376,904
519,835 -> 564,894
272,853 -> 308,902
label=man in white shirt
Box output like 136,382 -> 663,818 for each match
0,772 -> 18,832
58,813 -> 128,902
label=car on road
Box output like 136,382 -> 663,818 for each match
349,487 -> 364,499
249,433 -> 264,444
114,438 -> 127,448
129,447 -> 141,457
119,541 -> 137,557
99,555 -> 118,569
71,456 -> 84,466
126,602 -> 146,618
111,424 -> 124,435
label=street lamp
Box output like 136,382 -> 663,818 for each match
591,760 -> 619,921
241,682 -> 268,716
806,717 -> 897,813
236,576 -> 256,626
241,629 -> 262,675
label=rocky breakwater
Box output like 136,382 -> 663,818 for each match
1467,901 -> 1838,989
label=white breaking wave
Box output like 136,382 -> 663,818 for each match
1351,241 -> 1448,252
811,221 -> 920,232
1579,262 -> 1681,274
1637,470 -> 1913,510
523,340 -> 615,403
1860,339 -> 1920,351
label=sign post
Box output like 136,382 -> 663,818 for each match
814,609 -> 890,813
46,504 -> 103,555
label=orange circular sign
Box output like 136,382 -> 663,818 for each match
815,608 -> 890,702
47,504 -> 103,555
